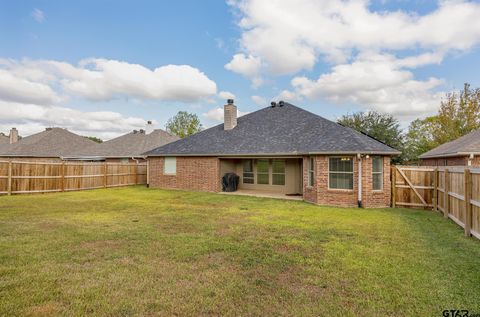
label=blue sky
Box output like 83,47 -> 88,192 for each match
1,0 -> 480,139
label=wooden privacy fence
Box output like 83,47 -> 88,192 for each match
392,165 -> 480,240
0,161 -> 147,195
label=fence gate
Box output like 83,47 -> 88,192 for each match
392,166 -> 434,209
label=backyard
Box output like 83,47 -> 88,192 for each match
1,186 -> 479,316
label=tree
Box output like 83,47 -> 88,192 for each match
166,111 -> 202,138
404,83 -> 480,162
85,136 -> 103,143
337,111 -> 404,162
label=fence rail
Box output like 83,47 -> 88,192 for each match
392,165 -> 480,240
0,160 -> 147,195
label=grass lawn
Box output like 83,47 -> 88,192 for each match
1,186 -> 479,316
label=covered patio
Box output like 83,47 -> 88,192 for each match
219,157 -> 303,198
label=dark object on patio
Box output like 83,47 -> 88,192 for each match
222,173 -> 240,192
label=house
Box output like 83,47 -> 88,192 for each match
145,100 -> 400,208
419,130 -> 480,166
71,123 -> 179,162
0,127 -> 97,162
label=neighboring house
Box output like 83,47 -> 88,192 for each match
145,101 -> 400,208
0,127 -> 97,162
71,126 -> 179,162
0,133 -> 9,145
419,130 -> 480,166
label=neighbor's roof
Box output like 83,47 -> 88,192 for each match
419,130 -> 480,159
146,103 -> 400,156
0,133 -> 9,145
75,129 -> 179,158
0,128 -> 97,158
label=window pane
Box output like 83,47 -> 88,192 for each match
257,173 -> 269,184
372,156 -> 382,173
257,160 -> 269,173
243,159 -> 253,173
164,157 -> 176,174
373,173 -> 382,190
272,160 -> 285,173
329,173 -> 353,190
309,171 -> 314,186
272,174 -> 285,185
329,157 -> 353,172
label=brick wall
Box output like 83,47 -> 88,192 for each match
303,155 -> 391,208
421,157 -> 468,166
362,156 -> 391,208
148,156 -> 220,192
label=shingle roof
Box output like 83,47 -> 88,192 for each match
75,129 -> 179,158
419,130 -> 480,159
0,128 -> 97,157
146,103 -> 400,156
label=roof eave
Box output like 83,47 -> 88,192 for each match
419,152 -> 480,159
146,150 -> 400,157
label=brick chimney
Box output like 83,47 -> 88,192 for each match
9,127 -> 18,144
224,99 -> 237,130
145,120 -> 154,134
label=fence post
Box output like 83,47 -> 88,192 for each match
444,168 -> 449,218
433,168 -> 438,212
464,168 -> 472,237
391,166 -> 396,208
60,162 -> 65,192
7,160 -> 12,195
103,162 -> 107,188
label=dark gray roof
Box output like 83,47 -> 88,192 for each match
0,128 -> 97,158
146,103 -> 400,156
75,129 -> 179,158
419,130 -> 480,159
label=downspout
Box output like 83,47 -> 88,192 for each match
357,153 -> 363,208
468,153 -> 474,166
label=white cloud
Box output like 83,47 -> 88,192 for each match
0,69 -> 61,104
229,0 -> 480,75
203,107 -> 250,122
218,91 -> 236,100
31,9 -> 45,23
289,53 -> 444,118
251,95 -> 266,106
224,53 -> 263,86
0,57 -> 218,139
0,58 -> 217,103
0,101 -> 147,140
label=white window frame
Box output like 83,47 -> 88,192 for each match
308,157 -> 315,187
164,157 -> 177,175
372,156 -> 383,191
328,156 -> 354,190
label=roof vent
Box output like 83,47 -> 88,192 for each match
139,129 -> 145,134
270,101 -> 277,108
133,130 -> 138,134
45,127 -> 53,131
227,99 -> 234,105
278,100 -> 285,107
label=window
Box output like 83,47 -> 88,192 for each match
256,159 -> 269,184
243,160 -> 254,184
272,159 -> 285,185
164,157 -> 176,174
308,157 -> 314,187
372,156 -> 383,190
329,157 -> 353,190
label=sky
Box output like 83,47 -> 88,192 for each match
1,0 -> 480,140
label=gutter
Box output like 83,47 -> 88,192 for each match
145,150 -> 401,158
357,153 -> 363,208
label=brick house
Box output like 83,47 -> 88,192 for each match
146,101 -> 400,208
419,130 -> 480,167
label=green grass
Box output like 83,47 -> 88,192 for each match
1,186 -> 479,316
